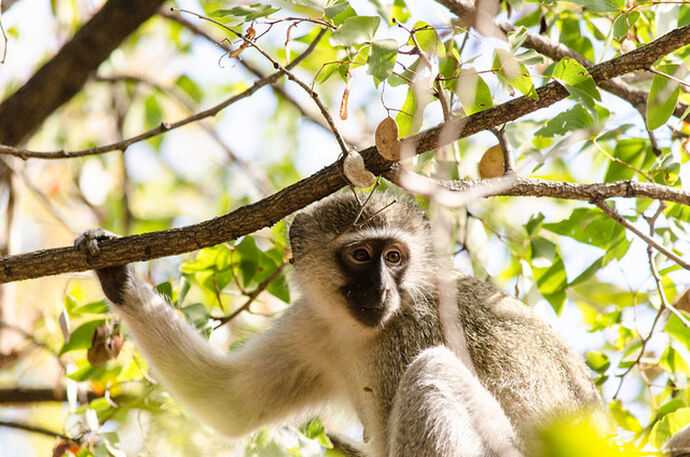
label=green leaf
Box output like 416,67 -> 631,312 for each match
174,75 -> 202,104
666,202 -> 690,223
236,236 -> 260,287
535,105 -> 594,137
551,57 -> 601,118
182,303 -> 212,336
155,282 -> 173,303
586,351 -> 610,373
659,346 -> 690,375
524,212 -> 545,236
569,0 -> 624,13
650,408 -> 690,449
612,12 -> 639,40
411,21 -> 445,57
392,0 -> 410,23
544,208 -> 617,249
59,319 -> 105,355
529,237 -> 555,268
211,4 -> 280,22
647,66 -> 682,130
603,138 -> 652,182
330,16 -> 380,47
493,49 -> 537,100
72,300 -> 109,315
530,241 -> 567,314
324,2 -> 349,19
395,88 -> 419,137
456,69 -> 493,115
609,400 -> 642,432
666,313 -> 690,353
367,39 -> 398,83
144,94 -> 162,128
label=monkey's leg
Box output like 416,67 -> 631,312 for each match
388,346 -> 523,457
75,230 -> 331,437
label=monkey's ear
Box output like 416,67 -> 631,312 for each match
289,212 -> 309,258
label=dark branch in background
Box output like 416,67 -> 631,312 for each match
95,74 -> 275,195
0,387 -> 135,404
0,0 -> 166,146
0,28 -> 327,160
0,420 -> 70,440
0,24 -> 689,282
436,0 -> 690,120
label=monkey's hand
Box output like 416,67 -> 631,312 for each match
75,229 -> 136,307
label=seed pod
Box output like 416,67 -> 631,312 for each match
87,323 -> 124,367
478,144 -> 505,179
375,116 -> 401,161
343,150 -> 376,188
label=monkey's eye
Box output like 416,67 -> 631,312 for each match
351,248 -> 372,263
384,249 -> 401,265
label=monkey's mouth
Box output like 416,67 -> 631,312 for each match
340,286 -> 395,327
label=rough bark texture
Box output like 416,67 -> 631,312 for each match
0,22 -> 688,282
0,0 -> 165,145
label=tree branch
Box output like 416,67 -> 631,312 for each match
0,0 -> 166,145
1,24 -> 688,282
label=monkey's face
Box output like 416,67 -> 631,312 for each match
289,192 -> 439,331
335,238 -> 409,327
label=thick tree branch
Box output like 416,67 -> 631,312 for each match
0,0 -> 166,146
0,25 -> 688,283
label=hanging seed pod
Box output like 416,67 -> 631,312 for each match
343,150 -> 376,187
375,116 -> 401,161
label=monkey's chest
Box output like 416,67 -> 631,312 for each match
350,316 -> 443,451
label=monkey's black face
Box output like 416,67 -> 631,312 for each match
336,238 -> 409,327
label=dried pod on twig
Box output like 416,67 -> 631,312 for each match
343,150 -> 376,188
375,116 -> 401,161
478,144 -> 505,179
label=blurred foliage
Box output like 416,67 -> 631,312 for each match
1,0 -> 689,456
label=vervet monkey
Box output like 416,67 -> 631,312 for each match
76,191 -> 600,456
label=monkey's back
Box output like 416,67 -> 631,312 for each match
455,274 -> 600,439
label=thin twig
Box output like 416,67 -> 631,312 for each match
648,67 -> 690,89
593,200 -> 690,270
213,262 -> 287,328
0,420 -> 70,440
490,126 -> 515,174
0,0 -> 7,64
0,27 -> 327,160
95,74 -> 275,195
174,8 -> 350,157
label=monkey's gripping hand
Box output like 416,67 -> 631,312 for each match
75,229 -> 138,307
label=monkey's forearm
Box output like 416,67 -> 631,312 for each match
104,270 -> 330,436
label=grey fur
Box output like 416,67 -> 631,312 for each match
78,191 -> 599,457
